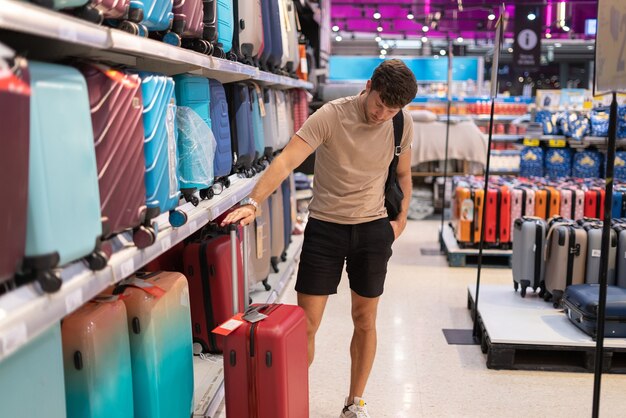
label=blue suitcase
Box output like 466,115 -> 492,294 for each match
0,324 -> 67,418
613,191 -> 626,218
562,284 -> 626,339
138,72 -> 186,227
173,74 -> 214,203
208,79 -> 233,183
545,148 -> 572,179
217,0 -> 234,54
128,0 -> 174,32
281,175 -> 292,259
227,83 -> 256,176
259,0 -> 273,69
249,84 -> 266,169
261,0 -> 284,72
24,62 -> 105,293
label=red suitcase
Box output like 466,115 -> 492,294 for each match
498,186 -> 512,244
0,52 -> 29,285
80,64 -> 154,251
585,189 -> 605,219
484,188 -> 499,244
223,224 -> 309,418
184,226 -> 245,353
144,241 -> 186,272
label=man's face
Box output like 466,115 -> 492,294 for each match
363,82 -> 401,125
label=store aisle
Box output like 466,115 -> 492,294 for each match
215,219 -> 626,417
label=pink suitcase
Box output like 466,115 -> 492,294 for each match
511,188 -> 535,233
560,189 -> 573,220
90,0 -> 130,19
172,0 -> 204,38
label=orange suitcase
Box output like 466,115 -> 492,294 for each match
456,187 -> 484,245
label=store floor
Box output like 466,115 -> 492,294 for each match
216,220 -> 626,418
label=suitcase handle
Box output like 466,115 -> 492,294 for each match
230,224 -> 250,314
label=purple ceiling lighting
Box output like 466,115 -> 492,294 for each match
330,0 -> 598,40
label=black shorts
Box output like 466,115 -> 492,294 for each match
295,217 -> 395,298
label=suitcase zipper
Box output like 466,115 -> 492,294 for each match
495,188 -> 502,244
566,226 -> 580,287
199,242 -> 219,351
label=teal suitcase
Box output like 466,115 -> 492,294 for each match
0,324 -> 67,418
24,62 -> 105,293
250,84 -> 267,170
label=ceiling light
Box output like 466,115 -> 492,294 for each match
546,32 -> 552,39
421,36 -> 428,43
377,26 -> 383,32
457,36 -> 464,43
335,35 -> 342,42
518,77 -> 524,83
488,13 -> 496,21
588,45 -> 594,50
422,25 -> 429,32
379,54 -> 385,59
373,11 -> 381,20
555,42 -> 562,47
380,49 -> 387,55
382,43 -> 389,49
508,47 -> 513,53
407,11 -> 414,20
332,25 -> 339,32
527,12 -> 536,21
440,50 -> 446,55
562,25 -> 570,32
375,36 -> 382,42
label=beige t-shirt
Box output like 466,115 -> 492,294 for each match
296,94 -> 413,225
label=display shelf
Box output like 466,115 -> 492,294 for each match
490,150 -> 521,156
411,171 -> 466,177
439,114 -> 529,123
191,234 -> 303,417
0,1 -> 313,90
485,135 -> 524,142
0,173 -> 258,363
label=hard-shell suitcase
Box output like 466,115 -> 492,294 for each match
235,0 -> 263,65
612,190 -> 626,218
247,199 -> 272,290
24,62 -> 105,293
260,0 -> 283,71
0,51 -> 29,286
81,64 -> 153,250
138,72 -> 187,227
216,0 -> 234,54
270,186 -> 286,273
171,0 -> 204,39
512,217 -> 547,297
115,272 -> 194,418
31,0 -> 103,24
282,0 -> 299,75
277,0 -> 290,70
484,188 -> 498,244
173,74 -> 214,202
455,187 -> 484,245
616,151 -> 626,181
614,224 -> 626,288
259,0 -> 272,69
127,0 -> 174,32
274,89 -> 290,150
0,324 -> 67,418
584,224 -> 617,285
183,227 -> 245,353
250,84 -> 267,168
262,88 -> 279,158
62,297 -> 134,418
562,284 -> 626,338
510,187 -> 534,233
293,88 -> 308,132
560,189 -> 573,220
227,83 -> 256,175
565,188 -> 585,220
90,0 -> 129,19
535,187 -> 560,220
485,187 -> 511,245
208,78 -> 233,182
585,189 -> 605,219
544,222 -> 588,306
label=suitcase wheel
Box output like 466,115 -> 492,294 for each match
169,209 -> 188,228
224,178 -> 231,188
199,188 -> 214,201
73,4 -> 104,25
513,281 -> 519,292
128,7 -> 144,24
86,250 -> 108,271
38,271 -> 62,294
521,286 -> 527,298
133,225 -> 157,249
212,46 -> 225,59
262,279 -> 271,291
163,32 -> 182,47
119,21 -> 140,35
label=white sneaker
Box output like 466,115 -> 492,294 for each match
340,396 -> 370,418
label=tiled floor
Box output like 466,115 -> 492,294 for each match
217,219 -> 626,417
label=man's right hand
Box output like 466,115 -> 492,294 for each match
220,205 -> 257,227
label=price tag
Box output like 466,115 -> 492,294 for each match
212,313 -> 245,336
2,324 -> 27,357
65,289 -> 84,314
592,249 -> 602,258
120,259 -> 135,279
523,139 -> 540,147
548,139 -> 567,148
160,236 -> 172,253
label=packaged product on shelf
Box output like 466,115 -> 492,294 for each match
619,105 -> 626,138
519,146 -> 544,178
572,149 -> 602,178
545,148 -> 572,178
615,151 -> 626,181
535,110 -> 560,135
590,107 -> 610,137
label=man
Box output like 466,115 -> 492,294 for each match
221,59 -> 417,418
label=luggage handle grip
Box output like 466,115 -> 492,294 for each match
231,224 -> 251,314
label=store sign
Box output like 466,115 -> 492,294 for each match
595,0 -> 626,93
513,5 -> 542,69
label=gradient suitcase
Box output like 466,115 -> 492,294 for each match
512,217 -> 547,297
544,222 -> 587,307
293,88 -> 308,132
0,52 -> 29,286
173,74 -> 214,202
224,303 -> 309,418
235,0 -> 263,65
81,64 -> 154,251
227,83 -> 256,176
562,285 -> 626,338
127,0 -> 174,32
584,224 -> 617,285
208,78 -> 233,182
115,271 -> 194,418
250,84 -> 267,168
24,62 -> 105,293
247,199 -> 272,291
262,88 -> 279,158
171,0 -> 204,40
183,228 -> 245,353
270,186 -> 286,273
62,297 -> 134,418
138,72 -> 187,227
0,324 -> 67,418
585,189 -> 605,219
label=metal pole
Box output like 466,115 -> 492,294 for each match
230,225 -> 240,315
592,91 -> 618,418
242,223 -> 251,311
440,99 -> 452,248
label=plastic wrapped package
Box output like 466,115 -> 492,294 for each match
545,148 -> 572,179
535,110 -> 560,135
573,150 -> 602,178
615,151 -> 626,181
591,108 -> 609,137
619,105 -> 626,139
176,106 -> 217,191
519,146 -> 544,178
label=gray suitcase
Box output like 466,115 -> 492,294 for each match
614,224 -> 626,288
584,224 -> 617,285
270,185 -> 285,273
512,217 -> 547,297
544,222 -> 588,307
246,198 -> 272,291
262,88 -> 279,158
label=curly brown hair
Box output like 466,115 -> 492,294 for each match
371,59 -> 418,108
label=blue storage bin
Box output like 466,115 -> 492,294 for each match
591,108 -> 610,137
573,150 -> 602,178
545,148 -> 572,178
519,146 -> 544,178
